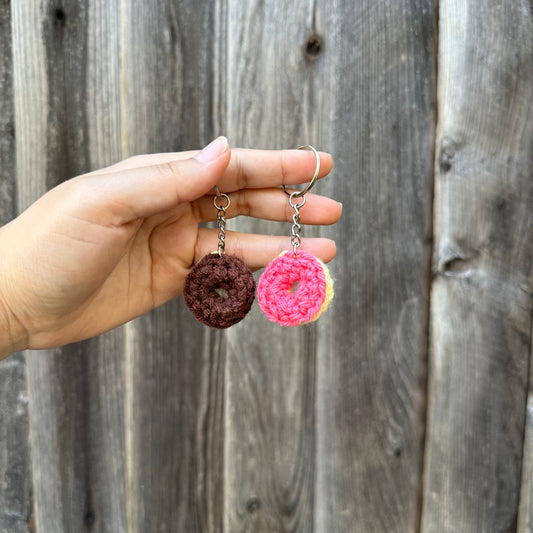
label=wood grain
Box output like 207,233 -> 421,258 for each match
222,2 -> 321,532
0,0 -> 16,221
13,1 -> 225,531
222,1 -> 435,532
0,355 -> 31,533
13,2 -> 128,531
0,2 -> 31,532
421,2 -> 533,531
313,1 -> 436,532
5,1 -> 532,532
82,4 -> 129,531
518,340 -> 533,532
120,2 -> 224,531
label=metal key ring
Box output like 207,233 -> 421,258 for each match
213,192 -> 231,210
282,145 -> 320,198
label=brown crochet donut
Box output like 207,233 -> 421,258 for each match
184,253 -> 255,328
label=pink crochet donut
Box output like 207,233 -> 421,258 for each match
257,250 -> 333,326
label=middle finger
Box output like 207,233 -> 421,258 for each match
193,189 -> 342,225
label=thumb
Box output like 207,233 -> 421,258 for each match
86,136 -> 230,223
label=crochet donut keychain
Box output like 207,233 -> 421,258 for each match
183,187 -> 255,328
257,145 -> 334,326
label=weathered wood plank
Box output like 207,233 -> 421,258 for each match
314,1 -> 436,532
422,2 -> 533,531
0,356 -> 30,533
0,2 -> 31,532
11,3 -> 54,531
13,1 -> 128,532
25,342 -> 98,532
0,0 -> 16,222
518,336 -> 533,532
10,2 -> 533,533
0,516 -> 30,533
82,4 -> 128,530
124,316 -> 225,533
221,1 -> 363,532
80,5 -> 128,529
120,2 -> 224,531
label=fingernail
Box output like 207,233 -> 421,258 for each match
338,202 -> 343,208
194,136 -> 228,163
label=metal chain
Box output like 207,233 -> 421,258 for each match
213,191 -> 231,256
289,191 -> 306,255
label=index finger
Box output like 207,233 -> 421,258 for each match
86,147 -> 333,192
216,148 -> 333,192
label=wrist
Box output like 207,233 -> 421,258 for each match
0,288 -> 28,359
0,234 -> 28,359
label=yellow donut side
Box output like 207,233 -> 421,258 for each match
306,257 -> 334,323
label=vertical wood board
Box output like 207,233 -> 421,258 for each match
315,1 -> 436,532
518,329 -> 533,532
0,3 -> 31,530
223,1 -> 323,532
120,1 -> 225,531
4,1 -> 532,532
14,1 -> 128,532
422,1 -> 533,531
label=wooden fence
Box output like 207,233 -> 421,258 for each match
1,1 -> 533,532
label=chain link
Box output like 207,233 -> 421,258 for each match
213,192 -> 231,256
289,192 -> 306,255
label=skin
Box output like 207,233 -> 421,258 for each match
0,137 -> 341,359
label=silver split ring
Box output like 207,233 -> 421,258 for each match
282,145 -> 320,198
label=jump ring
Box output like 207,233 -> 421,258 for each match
282,145 -> 320,197
213,193 -> 231,210
289,191 -> 306,209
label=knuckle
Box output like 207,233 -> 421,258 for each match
156,160 -> 182,180
227,235 -> 243,259
64,176 -> 96,204
234,154 -> 248,190
284,201 -> 294,222
280,151 -> 290,185
237,190 -> 251,216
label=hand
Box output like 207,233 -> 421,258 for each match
0,137 -> 341,357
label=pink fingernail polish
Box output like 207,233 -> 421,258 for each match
194,136 -> 228,163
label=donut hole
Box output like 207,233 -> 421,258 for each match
289,281 -> 300,294
215,287 -> 229,299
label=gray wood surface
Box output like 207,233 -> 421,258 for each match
223,2 -> 320,532
83,3 -> 127,528
13,2 -> 129,531
421,2 -> 533,532
0,1 -> 31,532
13,1 -> 223,531
518,346 -> 533,532
120,2 -> 224,532
223,2 -> 436,532
314,1 -> 436,532
0,355 -> 30,533
3,0 -> 533,532
0,0 -> 16,222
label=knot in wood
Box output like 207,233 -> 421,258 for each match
246,497 -> 261,513
54,7 -> 66,23
439,137 -> 457,173
305,32 -> 322,59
